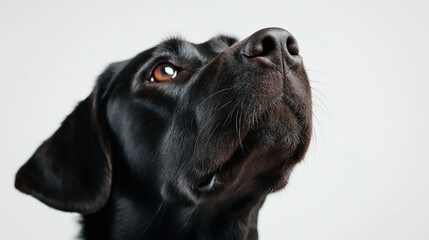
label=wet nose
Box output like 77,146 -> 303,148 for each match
241,27 -> 301,66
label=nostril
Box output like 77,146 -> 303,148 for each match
286,37 -> 299,56
259,36 -> 276,57
242,36 -> 277,58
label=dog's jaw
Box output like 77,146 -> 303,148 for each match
177,29 -> 312,203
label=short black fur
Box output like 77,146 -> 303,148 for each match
16,28 -> 312,240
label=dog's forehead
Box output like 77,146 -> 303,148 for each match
202,35 -> 238,53
156,35 -> 238,63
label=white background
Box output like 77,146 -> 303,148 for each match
1,0 -> 429,239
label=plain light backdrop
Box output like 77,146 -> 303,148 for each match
1,0 -> 429,239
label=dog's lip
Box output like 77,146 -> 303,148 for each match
193,129 -> 251,195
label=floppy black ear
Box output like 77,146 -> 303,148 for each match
15,79 -> 113,214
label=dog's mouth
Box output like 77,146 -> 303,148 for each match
191,99 -> 286,197
191,90 -> 311,200
185,28 -> 312,201
194,129 -> 252,196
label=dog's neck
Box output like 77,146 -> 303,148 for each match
81,177 -> 266,240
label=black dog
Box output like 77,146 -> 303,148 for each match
15,28 -> 312,240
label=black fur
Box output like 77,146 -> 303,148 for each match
15,28 -> 312,240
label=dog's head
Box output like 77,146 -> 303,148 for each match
15,28 -> 312,213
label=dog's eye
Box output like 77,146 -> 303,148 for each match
151,63 -> 177,82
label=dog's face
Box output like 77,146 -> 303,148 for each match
16,28 -> 311,213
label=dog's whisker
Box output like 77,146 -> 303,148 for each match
223,99 -> 242,128
197,87 -> 233,107
309,79 -> 332,87
234,99 -> 247,152
199,99 -> 233,138
312,92 -> 328,108
310,82 -> 332,123
204,122 -> 221,151
198,99 -> 232,139
311,85 -> 332,104
195,101 -> 223,142
138,200 -> 167,240
238,110 -> 245,152
311,111 -> 324,146
305,68 -> 331,79
191,99 -> 233,160
312,98 -> 330,119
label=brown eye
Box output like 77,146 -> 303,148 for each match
151,63 -> 177,82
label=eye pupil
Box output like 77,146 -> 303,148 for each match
152,63 -> 177,82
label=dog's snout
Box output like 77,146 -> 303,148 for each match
241,27 -> 301,66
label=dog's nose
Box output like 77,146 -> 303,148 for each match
241,28 -> 301,66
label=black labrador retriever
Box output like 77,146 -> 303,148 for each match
15,27 -> 312,240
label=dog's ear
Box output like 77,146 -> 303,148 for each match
15,66 -> 117,214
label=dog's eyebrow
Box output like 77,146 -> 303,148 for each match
194,35 -> 238,58
207,35 -> 238,52
157,37 -> 207,63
